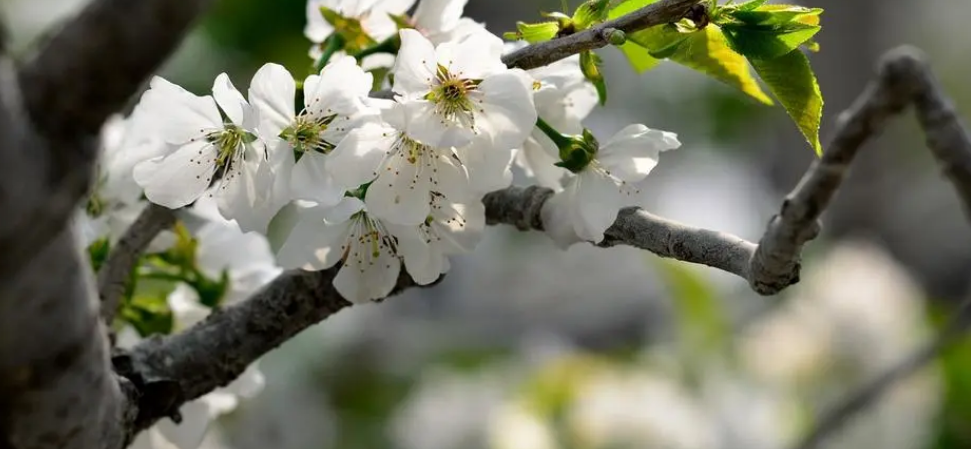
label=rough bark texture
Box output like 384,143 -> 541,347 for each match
0,0 -> 216,447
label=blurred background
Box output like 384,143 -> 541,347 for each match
5,0 -> 971,448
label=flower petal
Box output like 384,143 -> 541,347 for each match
134,141 -> 216,209
275,205 -> 353,270
393,29 -> 437,96
308,56 -> 373,116
249,63 -> 296,143
334,240 -> 401,303
304,0 -> 334,43
444,29 -> 505,79
327,122 -> 395,188
573,169 -> 623,243
365,150 -> 432,225
212,73 -> 247,126
142,77 -> 221,145
476,69 -> 537,150
290,151 -> 345,208
597,124 -> 680,182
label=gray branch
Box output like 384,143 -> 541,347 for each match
98,204 -> 177,324
0,0 -> 217,447
500,0 -> 701,70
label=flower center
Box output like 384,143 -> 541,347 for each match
426,64 -> 482,127
342,212 -> 398,271
193,124 -> 252,189
281,113 -> 338,154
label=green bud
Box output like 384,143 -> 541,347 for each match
554,129 -> 600,173
605,28 -> 626,46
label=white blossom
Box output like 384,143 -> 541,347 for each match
514,50 -> 598,190
410,0 -> 485,45
543,124 -> 680,247
249,58 -> 376,214
305,0 -> 415,52
132,74 -> 272,229
391,28 -> 537,150
275,197 -> 442,302
326,99 -> 472,225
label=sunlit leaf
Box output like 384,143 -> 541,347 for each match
666,25 -> 774,105
572,0 -> 610,30
750,49 -> 823,155
579,50 -> 607,105
721,21 -> 820,60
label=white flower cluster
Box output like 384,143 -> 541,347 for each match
83,0 -> 682,305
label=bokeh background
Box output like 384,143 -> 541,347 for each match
5,0 -> 971,448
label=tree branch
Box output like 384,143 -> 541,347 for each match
0,55 -> 127,448
18,0 -> 216,140
98,204 -> 177,324
116,45 -> 971,442
793,295 -> 971,449
500,0 -> 702,70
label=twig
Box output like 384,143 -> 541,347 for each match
750,46 -> 971,295
98,203 -> 177,323
18,0 -> 215,140
483,186 -> 759,282
792,295 -> 971,449
501,0 -> 701,70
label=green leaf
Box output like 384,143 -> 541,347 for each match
579,50 -> 607,106
617,41 -> 661,72
750,49 -> 823,155
572,0 -> 610,30
666,25 -> 774,105
721,22 -> 820,60
510,21 -> 560,43
737,0 -> 769,12
626,23 -> 692,59
608,0 -> 659,20
87,238 -> 111,272
120,277 -> 177,337
729,6 -> 823,27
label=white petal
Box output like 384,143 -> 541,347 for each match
249,63 -> 296,143
304,0 -> 334,43
401,99 -> 473,148
444,29 -> 505,79
216,150 -> 272,229
156,400 -> 212,449
167,284 -> 209,330
275,206 -> 352,270
212,73 -> 247,126
573,169 -> 623,243
290,152 -> 345,208
476,70 -> 537,150
142,77 -> 222,145
413,0 -> 468,34
432,199 -> 484,254
519,132 -> 567,190
455,142 -> 514,194
392,29 -> 437,96
389,223 -> 441,285
327,121 -> 395,188
134,141 -> 216,209
308,56 -> 373,116
365,150 -> 432,225
541,185 -> 584,249
597,124 -> 681,182
433,150 -> 473,201
334,241 -> 401,303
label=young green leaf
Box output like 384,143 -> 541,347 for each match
608,0 -> 660,19
666,25 -> 774,105
617,41 -> 661,72
626,23 -> 692,58
750,49 -> 824,155
721,21 -> 821,60
737,0 -> 769,12
579,50 -> 607,105
572,0 -> 610,30
509,21 -> 560,43
729,6 -> 823,27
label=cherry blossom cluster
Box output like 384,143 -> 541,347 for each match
81,0 -> 682,305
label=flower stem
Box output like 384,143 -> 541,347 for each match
312,34 -> 346,73
535,117 -> 574,150
351,35 -> 400,61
